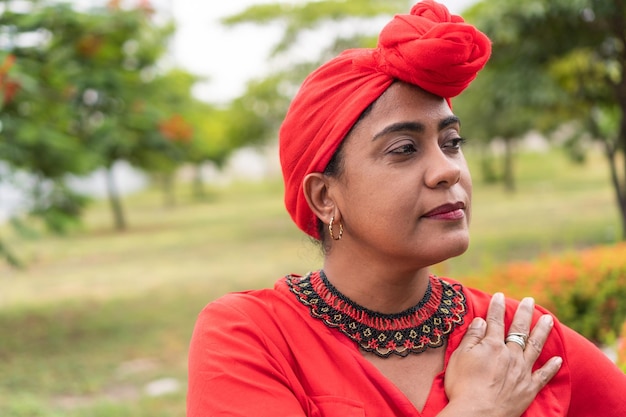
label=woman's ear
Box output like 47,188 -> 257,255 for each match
303,173 -> 335,224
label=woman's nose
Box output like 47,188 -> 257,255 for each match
423,149 -> 462,189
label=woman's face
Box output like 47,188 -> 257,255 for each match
329,82 -> 472,269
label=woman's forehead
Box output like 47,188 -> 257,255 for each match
362,82 -> 455,127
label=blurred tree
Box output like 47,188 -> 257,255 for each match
0,0 -> 250,267
220,0 -> 409,150
185,103 -> 226,200
0,3 -> 99,269
463,0 -> 626,239
137,67 -> 273,203
0,1 -> 178,232
225,73 -> 292,147
181,79 -> 287,201
453,52 -> 564,192
0,5 -> 96,233
63,1 -> 175,230
128,68 -> 199,207
222,0 -> 407,54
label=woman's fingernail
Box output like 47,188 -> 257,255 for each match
470,317 -> 485,329
541,314 -> 554,327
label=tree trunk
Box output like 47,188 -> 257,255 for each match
32,174 -> 46,212
502,137 -> 516,193
589,111 -> 626,240
161,173 -> 176,208
621,148 -> 626,241
104,164 -> 126,231
192,163 -> 205,200
611,0 -> 626,239
610,131 -> 626,240
0,237 -> 21,268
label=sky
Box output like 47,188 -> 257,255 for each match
160,0 -> 479,103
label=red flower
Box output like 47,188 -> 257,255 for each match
76,34 -> 104,58
2,80 -> 19,105
0,55 -> 19,105
158,114 -> 193,142
138,0 -> 155,15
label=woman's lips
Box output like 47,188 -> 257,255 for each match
423,202 -> 466,220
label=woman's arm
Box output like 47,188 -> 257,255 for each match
562,323 -> 626,416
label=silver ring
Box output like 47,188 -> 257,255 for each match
505,332 -> 528,350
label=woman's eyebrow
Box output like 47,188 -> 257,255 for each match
372,122 -> 424,141
372,115 -> 461,142
439,115 -> 461,130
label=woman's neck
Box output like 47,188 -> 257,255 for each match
322,256 -> 431,314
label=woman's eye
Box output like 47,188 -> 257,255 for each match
389,143 -> 417,154
443,137 -> 467,151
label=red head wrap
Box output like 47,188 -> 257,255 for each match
279,0 -> 491,239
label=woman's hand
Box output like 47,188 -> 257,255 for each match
443,293 -> 562,417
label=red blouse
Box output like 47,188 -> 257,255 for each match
187,276 -> 626,416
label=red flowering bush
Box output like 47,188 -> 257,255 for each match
465,243 -> 626,345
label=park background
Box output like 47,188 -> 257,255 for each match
1,0 -> 626,416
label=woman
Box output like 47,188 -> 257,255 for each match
187,1 -> 626,416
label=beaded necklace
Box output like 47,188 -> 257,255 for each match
286,270 -> 467,358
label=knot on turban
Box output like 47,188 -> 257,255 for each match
279,0 -> 491,239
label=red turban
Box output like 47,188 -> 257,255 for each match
279,0 -> 491,239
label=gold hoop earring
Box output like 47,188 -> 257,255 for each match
329,216 -> 343,240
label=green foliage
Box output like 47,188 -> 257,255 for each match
0,1 -> 206,235
29,182 -> 91,234
226,74 -> 292,146
0,0 -> 275,263
222,0 -> 407,56
64,5 -> 176,166
462,0 -> 626,236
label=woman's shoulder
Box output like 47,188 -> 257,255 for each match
194,275 -> 302,330
199,280 -> 286,317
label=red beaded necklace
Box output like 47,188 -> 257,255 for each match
286,270 -> 467,358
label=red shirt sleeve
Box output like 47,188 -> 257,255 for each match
186,292 -> 307,417
560,324 -> 626,416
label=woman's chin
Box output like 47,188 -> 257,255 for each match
428,235 -> 470,265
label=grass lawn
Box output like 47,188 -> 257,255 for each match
0,147 -> 621,416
